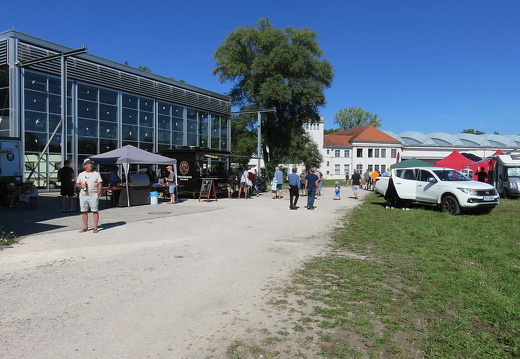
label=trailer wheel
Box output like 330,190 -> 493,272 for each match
441,195 -> 460,215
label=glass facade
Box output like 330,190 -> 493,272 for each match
20,69 -> 230,187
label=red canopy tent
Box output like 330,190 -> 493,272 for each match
434,150 -> 473,170
436,150 -> 505,181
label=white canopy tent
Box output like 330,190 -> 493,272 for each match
89,145 -> 177,207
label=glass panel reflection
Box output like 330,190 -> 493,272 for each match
25,90 -> 47,112
25,131 -> 47,151
25,72 -> 47,92
122,124 -> 138,140
100,104 -> 118,122
78,100 -> 98,119
122,108 -> 138,125
78,118 -> 98,137
78,137 -> 97,154
139,126 -> 154,142
99,121 -> 118,139
78,84 -> 98,101
24,110 -> 47,132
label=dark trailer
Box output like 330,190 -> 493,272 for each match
159,147 -> 246,198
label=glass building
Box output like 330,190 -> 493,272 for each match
0,30 -> 231,189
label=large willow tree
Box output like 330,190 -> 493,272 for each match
213,18 -> 333,165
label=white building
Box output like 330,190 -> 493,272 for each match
298,119 -> 520,180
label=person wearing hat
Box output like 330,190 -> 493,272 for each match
164,165 -> 176,204
76,158 -> 103,233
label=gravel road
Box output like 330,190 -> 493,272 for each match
0,187 -> 366,358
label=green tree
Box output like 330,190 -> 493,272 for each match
333,107 -> 382,130
334,107 -> 383,131
213,18 -> 333,165
230,116 -> 257,168
461,129 -> 485,135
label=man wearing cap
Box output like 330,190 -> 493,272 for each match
76,158 -> 103,233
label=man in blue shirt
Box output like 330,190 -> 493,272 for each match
305,168 -> 320,210
288,167 -> 301,210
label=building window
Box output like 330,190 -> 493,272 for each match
326,161 -> 330,166
368,149 -> 373,158
356,164 -> 363,173
391,149 -> 397,158
326,149 -> 330,155
357,148 -> 363,157
381,165 -> 386,173
335,150 -> 340,157
368,165 -> 373,171
335,164 -> 340,174
375,165 -> 380,172
381,149 -> 386,158
344,149 -> 350,158
344,164 -> 350,174
374,149 -> 380,158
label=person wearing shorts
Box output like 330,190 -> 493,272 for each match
165,165 -> 176,203
351,170 -> 363,199
76,158 -> 103,233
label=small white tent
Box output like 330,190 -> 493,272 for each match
89,145 -> 176,207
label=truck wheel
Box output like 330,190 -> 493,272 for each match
441,195 -> 460,215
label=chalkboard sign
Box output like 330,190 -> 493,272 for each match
198,179 -> 217,202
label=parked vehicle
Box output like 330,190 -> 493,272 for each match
488,155 -> 520,198
375,167 -> 499,215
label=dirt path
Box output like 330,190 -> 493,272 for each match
0,187 -> 367,358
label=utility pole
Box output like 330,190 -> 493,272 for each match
231,108 -> 276,173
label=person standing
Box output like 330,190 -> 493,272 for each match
345,172 -> 351,187
334,181 -> 341,200
316,168 -> 323,199
274,166 -> 283,199
238,168 -> 249,199
352,170 -> 363,199
476,167 -> 488,182
300,169 -> 307,196
165,165 -> 176,204
305,168 -> 319,210
363,169 -> 370,190
109,166 -> 121,187
58,160 -> 75,213
76,158 -> 103,233
288,167 -> 300,210
371,170 -> 380,191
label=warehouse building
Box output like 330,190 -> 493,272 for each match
0,30 -> 231,188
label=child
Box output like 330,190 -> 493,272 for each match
334,181 -> 341,200
271,177 -> 278,199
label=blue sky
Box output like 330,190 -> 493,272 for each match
4,0 -> 520,135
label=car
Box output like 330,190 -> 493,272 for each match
375,167 -> 499,215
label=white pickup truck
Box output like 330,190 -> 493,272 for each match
375,167 -> 500,214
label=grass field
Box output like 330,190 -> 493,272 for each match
288,194 -> 520,358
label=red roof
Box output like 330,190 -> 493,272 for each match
323,125 -> 400,147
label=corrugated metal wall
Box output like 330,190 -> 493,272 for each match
14,42 -> 230,114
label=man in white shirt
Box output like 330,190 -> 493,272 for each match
76,158 -> 103,233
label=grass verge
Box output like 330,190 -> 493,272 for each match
0,227 -> 19,247
290,194 -> 519,358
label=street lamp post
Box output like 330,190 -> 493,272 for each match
231,108 -> 276,174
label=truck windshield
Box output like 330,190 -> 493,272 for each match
507,167 -> 520,177
433,169 -> 471,181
